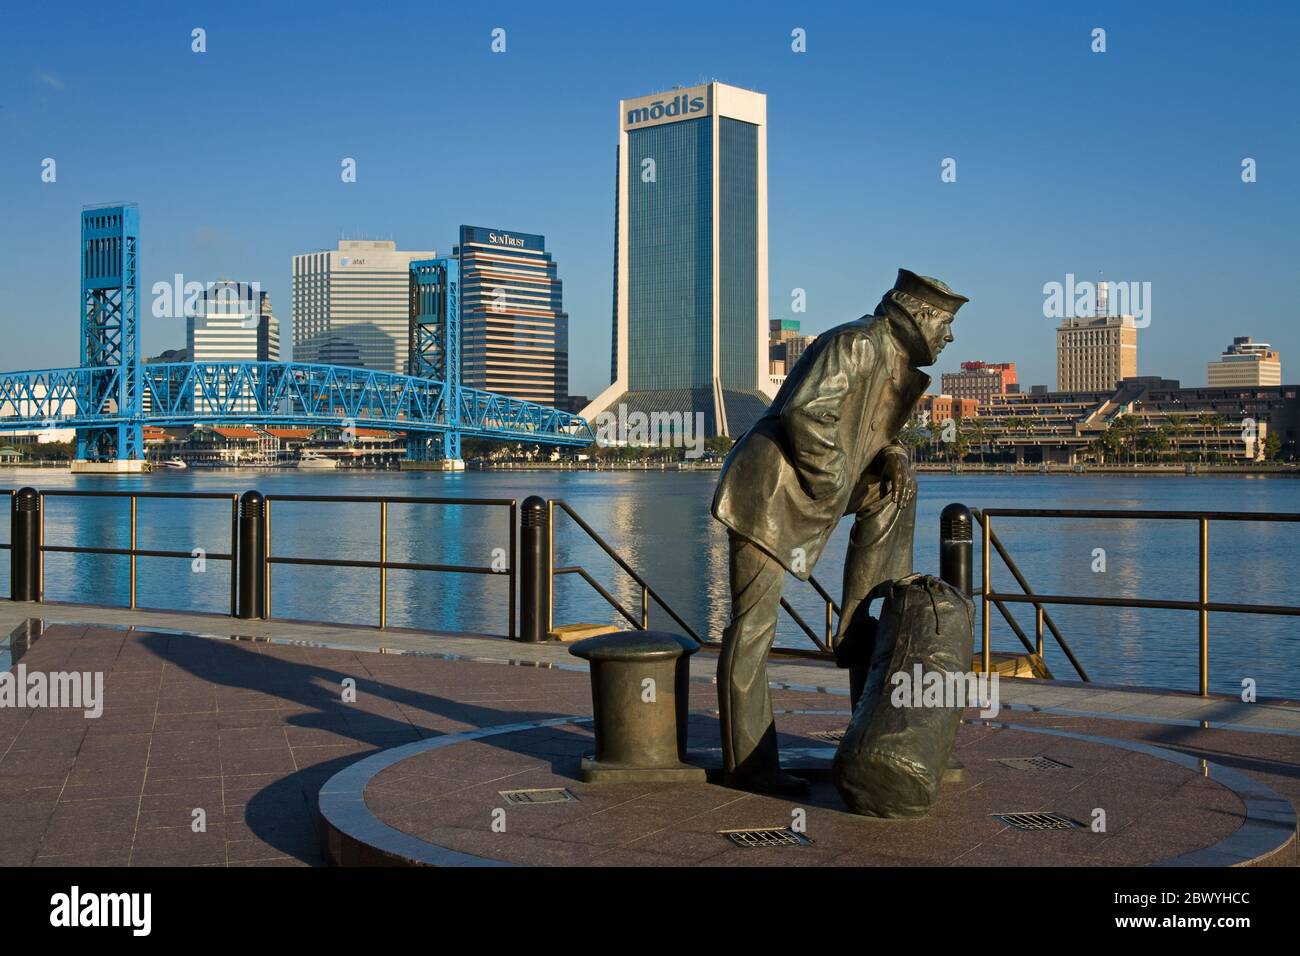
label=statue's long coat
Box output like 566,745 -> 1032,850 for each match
712,315 -> 930,580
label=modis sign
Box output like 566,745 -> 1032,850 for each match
623,87 -> 709,130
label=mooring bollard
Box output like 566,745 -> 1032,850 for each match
237,490 -> 266,620
10,487 -> 40,603
569,631 -> 705,783
939,503 -> 974,597
518,496 -> 550,643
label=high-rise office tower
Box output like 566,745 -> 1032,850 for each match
187,282 -> 279,364
455,225 -> 568,405
1207,336 -> 1282,387
186,281 -> 280,412
1057,314 -> 1138,391
584,81 -> 772,438
293,240 -> 436,373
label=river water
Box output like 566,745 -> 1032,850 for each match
3,467 -> 1296,697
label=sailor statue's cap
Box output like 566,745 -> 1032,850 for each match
893,269 -> 969,315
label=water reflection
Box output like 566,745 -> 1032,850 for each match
6,468 -> 1297,696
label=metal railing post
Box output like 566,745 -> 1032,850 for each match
508,500 -> 517,639
547,499 -> 554,634
10,487 -> 40,602
939,503 -> 974,596
229,496 -> 239,617
263,497 -> 272,619
981,512 -> 992,676
237,490 -> 266,620
518,496 -> 549,642
1199,517 -> 1209,697
129,495 -> 137,610
378,500 -> 388,629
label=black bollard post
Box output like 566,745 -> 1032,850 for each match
10,487 -> 40,602
237,490 -> 266,620
518,496 -> 550,643
939,503 -> 974,597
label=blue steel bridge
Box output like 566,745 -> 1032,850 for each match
0,203 -> 593,465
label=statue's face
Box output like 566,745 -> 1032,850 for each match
915,308 -> 956,361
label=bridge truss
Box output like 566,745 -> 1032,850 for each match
0,204 -> 592,458
0,361 -> 592,445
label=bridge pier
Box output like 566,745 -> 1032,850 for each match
70,459 -> 147,474
403,432 -> 463,470
400,459 -> 465,471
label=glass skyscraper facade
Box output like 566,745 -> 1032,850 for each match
584,82 -> 773,438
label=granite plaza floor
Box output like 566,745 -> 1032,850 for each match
0,602 -> 1296,867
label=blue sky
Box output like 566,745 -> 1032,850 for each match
1,0 -> 1296,398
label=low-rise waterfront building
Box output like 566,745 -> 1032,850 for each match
917,394 -> 979,424
148,424 -> 408,468
909,377 -> 1298,464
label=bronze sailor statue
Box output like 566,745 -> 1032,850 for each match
711,269 -> 969,794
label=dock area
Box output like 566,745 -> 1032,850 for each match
0,602 -> 1296,867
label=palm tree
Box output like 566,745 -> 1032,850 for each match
966,417 -> 991,465
1165,415 -> 1190,462
1102,426 -> 1124,464
952,425 -> 972,465
898,421 -> 929,462
1208,413 -> 1226,459
1152,424 -> 1173,463
1195,412 -> 1222,462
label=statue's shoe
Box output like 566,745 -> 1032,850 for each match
725,769 -> 811,796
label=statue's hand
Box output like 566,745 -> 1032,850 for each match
881,453 -> 916,508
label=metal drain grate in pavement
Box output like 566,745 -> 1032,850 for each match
996,756 -> 1072,772
720,827 -> 814,848
498,787 -> 576,805
994,812 -> 1077,831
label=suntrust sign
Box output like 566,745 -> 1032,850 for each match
622,87 -> 709,130
461,225 -> 544,252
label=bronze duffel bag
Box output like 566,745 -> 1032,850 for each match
832,573 -> 975,817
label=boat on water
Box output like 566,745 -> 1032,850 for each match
161,458 -> 188,470
296,452 -> 339,470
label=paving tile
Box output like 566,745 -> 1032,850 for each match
129,823 -> 229,866
4,615 -> 1297,869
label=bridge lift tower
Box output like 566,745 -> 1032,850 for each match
74,203 -> 144,472
406,257 -> 463,469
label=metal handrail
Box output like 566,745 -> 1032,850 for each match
0,489 -> 13,555
547,497 -> 843,657
978,508 -> 1300,696
262,493 -> 517,636
37,489 -> 239,614
547,499 -> 705,644
971,508 -> 1089,681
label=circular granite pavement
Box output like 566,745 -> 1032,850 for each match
320,709 -> 1296,867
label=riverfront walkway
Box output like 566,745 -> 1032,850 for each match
0,601 -> 1296,867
